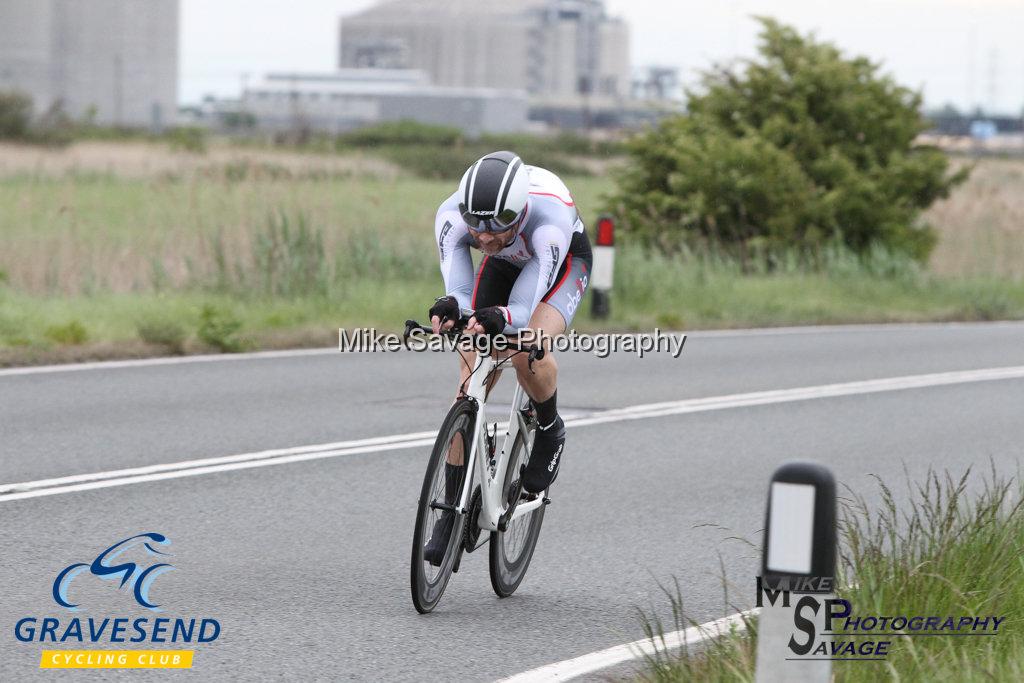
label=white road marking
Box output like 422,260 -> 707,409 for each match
687,319 -> 1023,338
1,430 -> 439,495
2,365 -> 1022,503
564,365 -> 1024,429
497,609 -> 758,682
0,347 -> 337,377
2,321 -> 1021,377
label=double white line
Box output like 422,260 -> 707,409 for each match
3,365 -> 1023,503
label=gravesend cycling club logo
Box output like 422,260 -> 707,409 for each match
53,533 -> 174,611
13,532 -> 221,670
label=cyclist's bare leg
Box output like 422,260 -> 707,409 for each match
510,302 -> 565,404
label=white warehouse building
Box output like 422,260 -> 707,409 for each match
339,0 -> 631,104
240,70 -> 528,135
0,0 -> 178,129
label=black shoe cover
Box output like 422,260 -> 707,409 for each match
522,416 -> 565,494
423,511 -> 456,566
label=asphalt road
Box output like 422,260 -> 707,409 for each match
1,321 -> 1023,680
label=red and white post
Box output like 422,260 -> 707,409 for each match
590,215 -> 615,319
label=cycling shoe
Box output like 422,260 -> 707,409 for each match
522,416 -> 565,494
423,511 -> 456,566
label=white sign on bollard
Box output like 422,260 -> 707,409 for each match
755,462 -> 836,683
766,482 -> 815,574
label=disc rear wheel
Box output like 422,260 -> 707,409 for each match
489,424 -> 546,597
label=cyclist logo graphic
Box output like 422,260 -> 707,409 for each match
52,533 -> 174,612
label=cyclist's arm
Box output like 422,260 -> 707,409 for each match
503,224 -> 569,331
435,209 -> 474,311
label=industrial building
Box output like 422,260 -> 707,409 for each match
0,0 -> 178,129
339,0 -> 631,106
237,70 -> 528,135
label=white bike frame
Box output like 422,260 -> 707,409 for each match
453,352 -> 545,534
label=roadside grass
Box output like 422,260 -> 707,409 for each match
0,165 -> 610,295
636,578 -> 757,683
0,280 -> 437,359
0,141 -> 1022,363
635,465 -> 1024,681
605,245 -> 1024,331
4,241 -> 1023,365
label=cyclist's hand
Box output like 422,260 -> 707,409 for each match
467,306 -> 507,335
429,296 -> 460,334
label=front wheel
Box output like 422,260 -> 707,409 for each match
410,399 -> 475,614
489,425 -> 546,597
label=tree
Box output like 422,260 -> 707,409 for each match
0,91 -> 33,139
606,18 -> 967,262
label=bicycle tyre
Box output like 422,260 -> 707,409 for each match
488,425 -> 546,598
410,398 -> 476,613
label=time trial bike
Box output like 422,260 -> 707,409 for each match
406,318 -> 549,614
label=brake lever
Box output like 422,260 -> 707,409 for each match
404,319 -> 435,347
403,319 -> 417,345
404,316 -> 470,347
527,347 -> 545,373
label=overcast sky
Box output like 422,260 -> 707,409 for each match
181,0 -> 1024,114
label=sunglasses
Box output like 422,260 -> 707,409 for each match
459,202 -> 522,232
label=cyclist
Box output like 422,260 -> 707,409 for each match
424,151 -> 592,564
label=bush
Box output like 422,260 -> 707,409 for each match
335,120 -> 463,148
333,121 -> 612,179
136,317 -> 188,354
0,91 -> 33,139
30,101 -> 77,147
375,144 -> 480,180
45,320 -> 89,345
378,143 -> 592,180
167,126 -> 207,153
197,305 -> 244,352
481,131 -> 624,158
606,18 -> 968,263
220,111 -> 257,132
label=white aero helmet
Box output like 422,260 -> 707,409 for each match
457,151 -> 529,232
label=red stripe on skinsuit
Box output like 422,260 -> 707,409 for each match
542,253 -> 572,303
529,191 -> 574,206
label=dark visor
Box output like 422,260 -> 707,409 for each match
459,202 -> 521,232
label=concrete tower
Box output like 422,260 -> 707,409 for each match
0,0 -> 179,128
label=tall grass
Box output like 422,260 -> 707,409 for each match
1,142 -> 1020,297
197,212 -> 438,299
0,162 -> 608,297
0,142 -> 1022,360
837,465 -> 1024,681
927,158 -> 1024,280
636,578 -> 757,683
3,221 -> 1024,356
608,241 -> 1024,331
634,465 -> 1024,681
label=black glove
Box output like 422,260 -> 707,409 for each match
429,296 -> 460,326
472,306 -> 508,335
